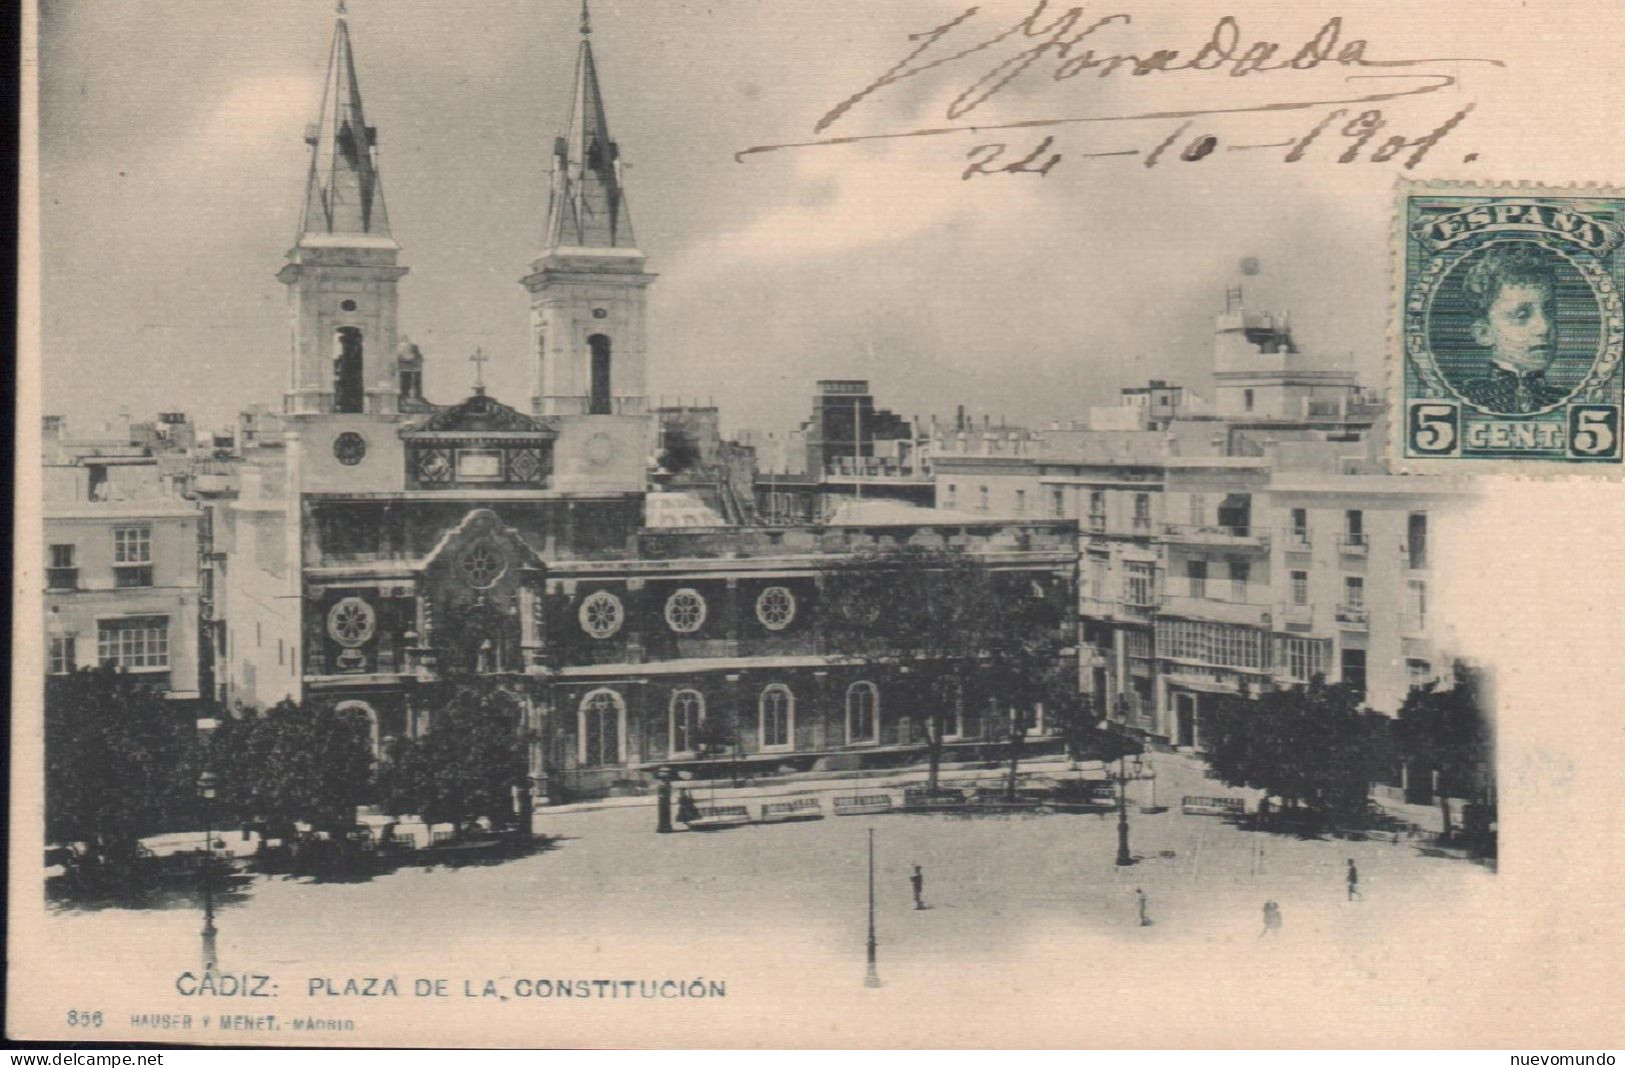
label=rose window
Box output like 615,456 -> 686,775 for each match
327,597 -> 376,647
459,542 -> 507,590
755,586 -> 797,631
332,432 -> 367,466
578,590 -> 625,639
664,588 -> 708,633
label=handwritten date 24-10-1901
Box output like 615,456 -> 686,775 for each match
962,104 -> 1473,179
736,4 -> 1500,172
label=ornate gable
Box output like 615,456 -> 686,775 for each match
419,509 -> 546,678
421,508 -> 546,579
401,391 -> 557,489
405,391 -> 555,435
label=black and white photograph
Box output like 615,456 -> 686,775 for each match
11,0 -> 1625,1051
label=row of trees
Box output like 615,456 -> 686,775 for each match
46,669 -> 532,864
819,546 -> 1097,796
1202,664 -> 1494,839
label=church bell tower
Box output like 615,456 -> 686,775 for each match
278,1 -> 408,418
523,1 -> 653,421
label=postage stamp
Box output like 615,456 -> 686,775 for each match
1394,183 -> 1625,472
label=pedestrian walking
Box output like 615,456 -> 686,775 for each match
910,864 -> 925,910
1257,797 -> 1271,827
1259,899 -> 1281,938
1346,858 -> 1360,901
1135,887 -> 1151,927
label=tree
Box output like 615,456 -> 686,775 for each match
45,667 -> 200,865
822,546 -> 1076,795
1203,677 -> 1393,823
208,699 -> 375,839
1396,663 -> 1493,842
381,682 -> 531,832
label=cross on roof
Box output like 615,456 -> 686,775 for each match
336,0 -> 348,17
469,347 -> 490,393
580,0 -> 592,36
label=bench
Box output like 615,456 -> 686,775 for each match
834,794 -> 894,816
758,798 -> 825,824
900,788 -> 968,811
1181,796 -> 1246,817
687,805 -> 752,830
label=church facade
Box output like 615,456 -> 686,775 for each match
217,4 -> 1079,801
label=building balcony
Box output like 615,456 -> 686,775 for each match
1116,597 -> 1158,623
1334,604 -> 1369,629
1275,602 -> 1314,629
1160,589 -> 1271,627
1403,541 -> 1429,570
1337,533 -> 1369,556
45,568 -> 79,591
1283,532 -> 1312,554
1163,523 -> 1270,550
820,463 -> 931,484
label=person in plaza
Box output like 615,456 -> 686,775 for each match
1346,858 -> 1360,901
1454,242 -> 1570,414
1257,796 -> 1271,827
676,788 -> 701,825
910,864 -> 925,910
1135,887 -> 1151,927
1259,900 -> 1282,938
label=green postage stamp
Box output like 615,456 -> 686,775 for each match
1395,182 -> 1625,472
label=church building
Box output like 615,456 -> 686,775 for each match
217,3 -> 1079,801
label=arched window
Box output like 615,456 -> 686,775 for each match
846,681 -> 879,745
759,684 -> 794,751
335,700 -> 381,757
579,688 -> 625,767
588,334 -> 612,415
670,689 -> 705,756
334,327 -> 364,414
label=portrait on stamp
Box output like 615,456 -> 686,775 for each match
1400,192 -> 1625,464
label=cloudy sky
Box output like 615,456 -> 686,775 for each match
35,0 -> 1609,437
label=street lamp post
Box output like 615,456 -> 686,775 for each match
654,766 -> 675,834
864,827 -> 882,988
1114,754 -> 1134,867
197,770 -> 219,975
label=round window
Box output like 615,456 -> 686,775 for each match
327,597 -> 377,648
664,588 -> 708,633
592,308 -> 609,319
755,586 -> 797,631
578,589 -> 625,639
340,299 -> 358,312
458,541 -> 508,590
333,431 -> 367,466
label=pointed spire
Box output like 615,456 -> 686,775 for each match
544,5 -> 636,251
300,4 -> 390,239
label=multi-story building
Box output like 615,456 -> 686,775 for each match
931,290 -> 1470,749
43,458 -> 204,701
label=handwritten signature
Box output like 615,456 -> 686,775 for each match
736,4 -> 1502,174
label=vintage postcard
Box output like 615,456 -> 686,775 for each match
11,0 -> 1625,1051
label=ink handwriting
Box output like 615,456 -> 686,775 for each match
737,4 -> 1501,172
